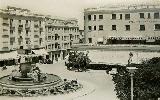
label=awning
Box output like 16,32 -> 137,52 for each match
0,51 -> 19,61
32,49 -> 48,56
107,36 -> 144,40
97,38 -> 103,42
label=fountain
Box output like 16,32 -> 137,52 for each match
0,61 -> 82,97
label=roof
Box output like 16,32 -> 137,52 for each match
84,4 -> 160,14
0,6 -> 45,20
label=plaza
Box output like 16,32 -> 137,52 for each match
0,0 -> 160,100
0,60 -> 118,100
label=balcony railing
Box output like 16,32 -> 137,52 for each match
2,34 -> 9,38
34,45 -> 40,48
25,24 -> 30,29
2,37 -> 9,44
10,37 -> 15,41
10,26 -> 15,30
34,31 -> 39,36
2,30 -> 9,35
34,34 -> 39,38
18,37 -> 23,42
3,20 -> 9,26
18,25 -> 23,30
3,25 -> 9,31
40,27 -> 43,32
25,35 -> 30,39
10,34 -> 14,38
2,47 -> 9,51
34,24 -> 39,28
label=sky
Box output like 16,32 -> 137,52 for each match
0,0 -> 160,30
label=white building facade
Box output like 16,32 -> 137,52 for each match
84,5 -> 160,45
0,6 -> 80,62
45,17 -> 80,62
0,6 -> 45,51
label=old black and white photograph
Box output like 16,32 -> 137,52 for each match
0,0 -> 160,100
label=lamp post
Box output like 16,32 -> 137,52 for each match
127,67 -> 138,100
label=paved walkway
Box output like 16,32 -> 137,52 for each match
0,62 -> 119,100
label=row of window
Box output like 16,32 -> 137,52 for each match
47,35 -> 79,41
88,25 -> 103,31
47,27 -> 78,33
86,12 -> 160,21
88,24 -> 160,31
88,36 -> 160,43
9,19 -> 42,25
5,18 -> 77,31
112,14 -> 130,20
112,12 -> 159,19
86,15 -> 103,21
46,43 -> 70,50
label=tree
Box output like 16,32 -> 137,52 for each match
112,57 -> 160,100
67,51 -> 91,71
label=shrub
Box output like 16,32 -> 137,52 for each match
67,51 -> 91,71
112,57 -> 160,100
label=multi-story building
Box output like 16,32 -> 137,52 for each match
84,4 -> 160,45
0,6 -> 80,63
45,16 -> 79,62
0,6 -> 46,51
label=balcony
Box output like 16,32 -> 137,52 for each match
34,28 -> 39,32
10,37 -> 15,42
2,20 -> 9,26
18,36 -> 23,42
34,45 -> 40,49
2,46 -> 9,51
25,24 -> 30,30
63,41 -> 69,44
55,47 -> 60,51
40,27 -> 43,32
34,32 -> 39,36
60,46 -> 67,50
10,34 -> 14,38
18,25 -> 23,31
10,26 -> 15,30
47,39 -> 52,43
48,30 -> 52,33
26,44 -> 33,49
39,33 -> 44,38
2,34 -> 9,38
3,25 -> 9,31
25,35 -> 30,39
2,30 -> 9,35
34,24 -> 39,28
2,37 -> 9,43
34,34 -> 39,38
54,39 -> 60,42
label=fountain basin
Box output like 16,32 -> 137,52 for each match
0,74 -> 82,97
0,74 -> 61,87
0,74 -> 70,96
